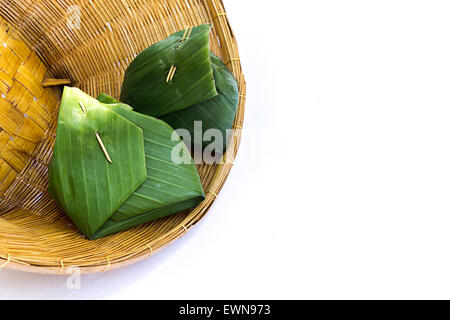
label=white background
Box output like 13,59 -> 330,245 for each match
2,0 -> 450,299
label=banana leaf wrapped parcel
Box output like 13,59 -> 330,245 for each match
48,25 -> 240,240
49,87 -> 204,239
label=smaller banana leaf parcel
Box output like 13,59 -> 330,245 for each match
120,24 -> 217,117
49,87 -> 205,240
120,25 -> 239,154
160,53 -> 239,154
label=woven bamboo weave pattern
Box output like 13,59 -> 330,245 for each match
0,0 -> 245,274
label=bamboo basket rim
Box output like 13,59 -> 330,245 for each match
0,0 -> 246,274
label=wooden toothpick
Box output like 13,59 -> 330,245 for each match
186,27 -> 193,40
95,132 -> 112,163
182,26 -> 192,41
182,26 -> 190,40
167,26 -> 190,84
79,101 -> 87,113
166,65 -> 177,83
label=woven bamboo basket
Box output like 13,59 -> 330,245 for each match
0,0 -> 245,274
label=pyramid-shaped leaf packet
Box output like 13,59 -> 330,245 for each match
48,87 -> 147,239
91,96 -> 205,239
120,24 -> 217,117
160,53 -> 239,153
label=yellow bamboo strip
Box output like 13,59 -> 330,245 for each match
42,78 -> 72,87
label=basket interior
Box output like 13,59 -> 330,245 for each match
0,0 -> 244,274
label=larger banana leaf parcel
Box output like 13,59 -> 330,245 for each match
49,87 -> 205,239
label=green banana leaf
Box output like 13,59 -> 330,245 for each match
97,93 -> 133,111
48,87 -> 147,239
90,95 -> 205,239
160,53 -> 239,153
120,24 -> 217,117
